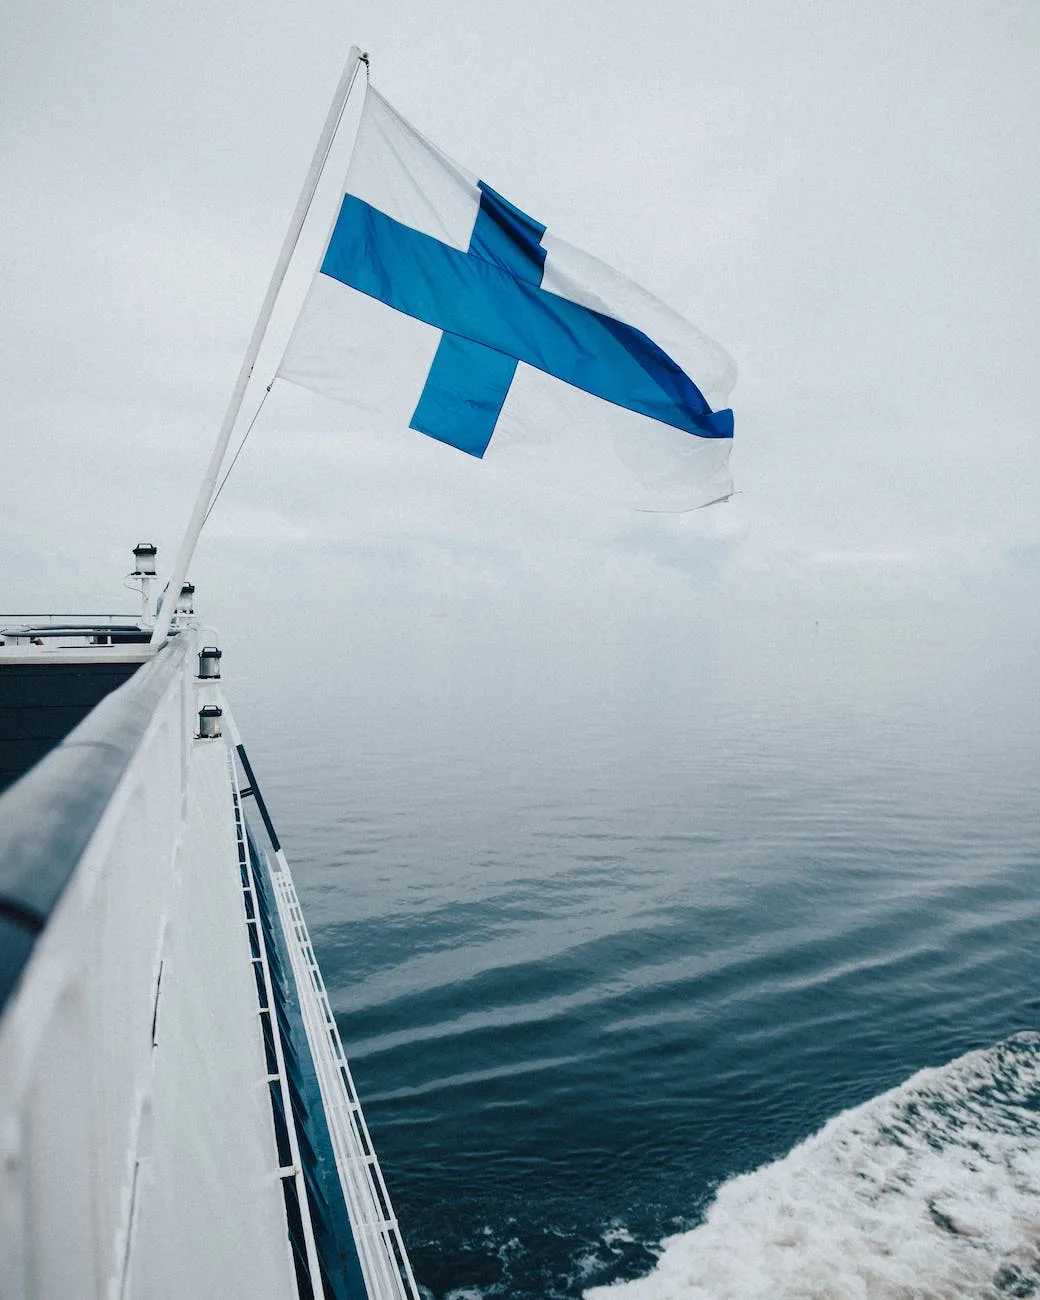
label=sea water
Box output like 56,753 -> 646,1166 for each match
237,604 -> 1039,1298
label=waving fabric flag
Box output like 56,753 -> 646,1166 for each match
279,88 -> 736,510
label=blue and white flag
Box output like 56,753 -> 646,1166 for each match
279,88 -> 736,510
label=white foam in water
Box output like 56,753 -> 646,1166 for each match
586,1033 -> 1040,1299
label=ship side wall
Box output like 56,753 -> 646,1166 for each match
0,638 -> 298,1299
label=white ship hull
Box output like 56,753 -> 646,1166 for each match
0,625 -> 417,1299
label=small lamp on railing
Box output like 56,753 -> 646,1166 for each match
132,543 -> 157,576
198,704 -> 223,739
198,646 -> 222,680
131,543 -> 158,629
175,583 -> 195,616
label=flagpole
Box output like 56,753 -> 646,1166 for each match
151,45 -> 368,646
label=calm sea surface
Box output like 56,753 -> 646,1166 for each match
239,613 -> 1039,1298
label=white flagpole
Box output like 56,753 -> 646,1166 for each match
151,45 -> 367,646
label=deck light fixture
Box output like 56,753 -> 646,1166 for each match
198,647 -> 223,680
132,543 -> 157,576
198,704 -> 223,739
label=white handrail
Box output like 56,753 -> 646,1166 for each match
221,703 -> 420,1300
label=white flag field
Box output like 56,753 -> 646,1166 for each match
279,86 -> 737,511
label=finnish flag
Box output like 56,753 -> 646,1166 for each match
280,88 -> 736,511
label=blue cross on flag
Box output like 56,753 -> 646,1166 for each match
279,87 -> 736,511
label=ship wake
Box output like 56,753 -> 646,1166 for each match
586,1032 -> 1040,1299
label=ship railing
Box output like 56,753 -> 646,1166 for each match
0,612 -> 138,624
0,612 -> 155,653
268,865 -> 420,1300
221,704 -> 420,1300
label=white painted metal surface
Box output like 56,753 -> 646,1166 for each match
0,640 -> 194,1298
0,636 -> 302,1297
0,618 -> 421,1299
124,731 -> 301,1299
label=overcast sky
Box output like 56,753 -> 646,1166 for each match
3,0 -> 1038,713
